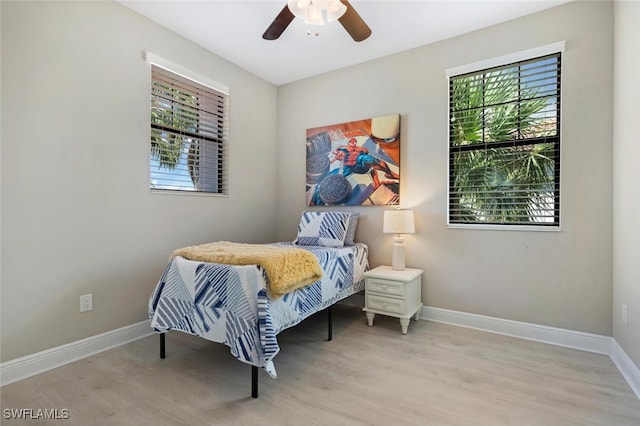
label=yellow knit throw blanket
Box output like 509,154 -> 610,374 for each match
171,241 -> 323,298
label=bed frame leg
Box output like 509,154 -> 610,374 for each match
251,366 -> 258,398
328,305 -> 333,341
159,333 -> 166,359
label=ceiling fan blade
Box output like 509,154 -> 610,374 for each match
262,5 -> 295,40
338,0 -> 371,42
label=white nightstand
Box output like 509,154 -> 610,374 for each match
362,265 -> 423,334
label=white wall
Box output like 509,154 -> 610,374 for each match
276,0 -> 614,335
613,0 -> 640,367
0,1 -> 278,362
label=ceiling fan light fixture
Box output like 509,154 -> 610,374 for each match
287,0 -> 309,18
265,0 -> 370,42
287,0 -> 346,26
304,3 -> 324,25
326,0 -> 347,22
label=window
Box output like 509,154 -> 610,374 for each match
149,56 -> 229,194
448,45 -> 562,228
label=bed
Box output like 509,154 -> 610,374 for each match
148,211 -> 367,397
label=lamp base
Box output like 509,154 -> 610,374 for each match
391,236 -> 405,271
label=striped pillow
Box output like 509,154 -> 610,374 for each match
344,213 -> 359,246
293,211 -> 352,248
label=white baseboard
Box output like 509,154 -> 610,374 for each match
611,338 -> 640,399
421,306 -> 640,400
0,320 -> 153,387
421,306 -> 612,354
2,309 -> 639,402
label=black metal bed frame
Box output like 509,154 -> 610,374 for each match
159,305 -> 333,398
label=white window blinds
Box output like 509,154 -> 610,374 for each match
448,51 -> 561,227
150,63 -> 229,194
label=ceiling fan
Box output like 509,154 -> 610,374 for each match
263,0 -> 372,42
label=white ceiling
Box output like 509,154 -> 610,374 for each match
118,0 -> 572,86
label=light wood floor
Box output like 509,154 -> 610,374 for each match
2,304 -> 639,425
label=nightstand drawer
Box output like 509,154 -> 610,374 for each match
366,278 -> 405,297
366,294 -> 405,315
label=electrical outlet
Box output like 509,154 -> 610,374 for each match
80,294 -> 93,313
622,304 -> 628,325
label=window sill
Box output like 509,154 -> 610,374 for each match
150,189 -> 229,198
447,223 -> 560,232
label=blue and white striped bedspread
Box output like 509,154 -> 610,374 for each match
148,242 -> 368,378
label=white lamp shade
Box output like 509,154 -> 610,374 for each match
383,210 -> 415,234
304,3 -> 324,25
326,0 -> 347,22
288,0 -> 310,18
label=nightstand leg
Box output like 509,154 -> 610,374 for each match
400,318 -> 410,334
413,303 -> 423,321
365,311 -> 375,327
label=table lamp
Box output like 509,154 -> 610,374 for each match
383,210 -> 415,271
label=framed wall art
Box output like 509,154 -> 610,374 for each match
305,114 -> 401,206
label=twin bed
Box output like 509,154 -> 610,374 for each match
148,211 -> 367,397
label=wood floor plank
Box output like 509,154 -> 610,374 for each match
1,304 -> 639,425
